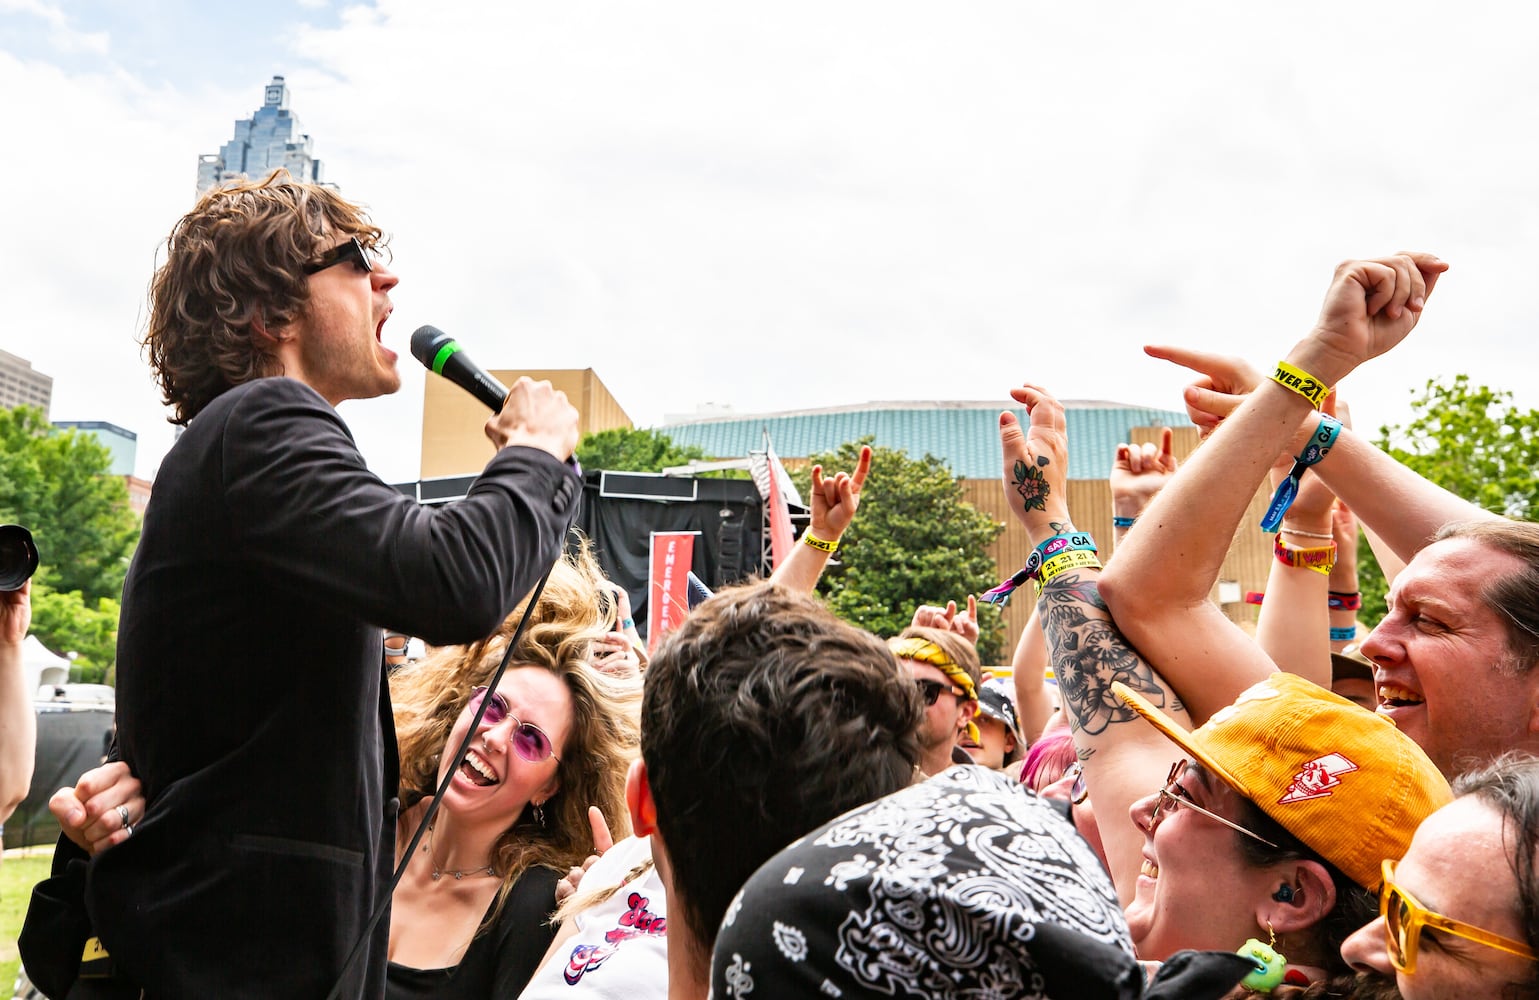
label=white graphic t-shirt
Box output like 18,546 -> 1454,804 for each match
519,834 -> 667,999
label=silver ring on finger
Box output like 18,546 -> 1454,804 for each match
117,803 -> 132,834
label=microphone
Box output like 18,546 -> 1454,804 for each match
411,325 -> 584,475
410,325 -> 509,412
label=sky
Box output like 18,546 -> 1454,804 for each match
3,1 -> 1538,484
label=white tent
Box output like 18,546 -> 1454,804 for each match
23,634 -> 70,695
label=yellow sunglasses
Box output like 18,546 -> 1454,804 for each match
1380,859 -> 1538,973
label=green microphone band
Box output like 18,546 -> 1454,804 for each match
430,341 -> 461,375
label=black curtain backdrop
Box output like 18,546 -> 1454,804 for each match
574,473 -> 767,639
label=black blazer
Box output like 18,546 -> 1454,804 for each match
87,378 -> 579,999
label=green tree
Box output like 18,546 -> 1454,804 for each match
1356,376 -> 1539,623
28,586 -> 121,683
0,406 -> 139,676
575,427 -> 710,472
794,438 -> 1007,662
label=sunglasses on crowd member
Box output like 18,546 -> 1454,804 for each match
1379,858 -> 1538,973
1150,759 -> 1279,848
1062,761 -> 1090,805
303,236 -> 376,275
915,678 -> 964,707
469,686 -> 561,764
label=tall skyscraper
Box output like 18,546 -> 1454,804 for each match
0,348 -> 53,416
196,75 -> 334,194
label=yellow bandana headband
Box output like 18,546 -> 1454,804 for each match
888,636 -> 981,744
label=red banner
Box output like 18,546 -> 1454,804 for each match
647,531 -> 699,654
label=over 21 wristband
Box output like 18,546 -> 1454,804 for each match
1270,361 -> 1330,408
981,530 -> 1101,606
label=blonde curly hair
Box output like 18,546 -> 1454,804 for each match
390,542 -> 641,926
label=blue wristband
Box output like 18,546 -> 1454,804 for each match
1034,531 -> 1098,562
1330,625 -> 1356,642
1260,415 -> 1343,532
1112,516 -> 1137,529
620,616 -> 635,630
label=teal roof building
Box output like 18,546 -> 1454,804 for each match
659,400 -> 1191,480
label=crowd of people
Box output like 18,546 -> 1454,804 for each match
7,176 -> 1538,1000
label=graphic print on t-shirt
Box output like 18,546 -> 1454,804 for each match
564,890 -> 668,985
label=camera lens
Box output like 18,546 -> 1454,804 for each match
0,525 -> 38,592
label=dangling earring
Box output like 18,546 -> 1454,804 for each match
533,801 -> 546,828
1235,920 -> 1288,993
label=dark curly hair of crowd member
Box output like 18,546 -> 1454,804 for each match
640,581 -> 922,958
144,169 -> 385,424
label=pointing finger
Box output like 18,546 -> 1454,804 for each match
588,806 -> 614,854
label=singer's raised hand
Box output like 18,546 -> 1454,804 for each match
489,377 -> 580,460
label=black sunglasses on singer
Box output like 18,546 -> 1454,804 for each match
304,236 -> 375,275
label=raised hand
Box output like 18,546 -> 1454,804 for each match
808,445 -> 871,540
909,595 -> 980,644
1143,345 -> 1263,440
488,376 -> 581,460
1304,253 -> 1447,381
1110,428 -> 1178,516
0,578 -> 30,646
999,385 -> 1071,541
590,632 -> 642,679
554,806 -> 615,905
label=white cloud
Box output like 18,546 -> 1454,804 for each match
0,0 -> 109,53
5,2 -> 1539,483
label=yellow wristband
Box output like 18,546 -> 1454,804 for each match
801,532 -> 838,553
1274,535 -> 1337,575
1271,361 -> 1329,409
1036,549 -> 1102,588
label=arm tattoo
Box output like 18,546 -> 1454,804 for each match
1013,457 -> 1051,512
1037,573 -> 1181,736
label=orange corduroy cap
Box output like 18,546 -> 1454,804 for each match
1112,672 -> 1452,890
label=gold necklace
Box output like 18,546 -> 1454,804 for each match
425,820 -> 497,881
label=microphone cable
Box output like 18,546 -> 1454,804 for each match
326,564 -> 555,1000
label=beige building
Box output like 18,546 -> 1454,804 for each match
420,368 -> 632,479
0,348 -> 53,416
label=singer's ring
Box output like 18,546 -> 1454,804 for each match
117,804 -> 132,832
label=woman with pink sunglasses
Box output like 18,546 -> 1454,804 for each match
385,549 -> 639,998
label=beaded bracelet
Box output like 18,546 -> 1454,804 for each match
801,532 -> 838,553
1112,516 -> 1137,529
1260,414 -> 1343,532
1274,535 -> 1337,575
1271,360 -> 1329,408
1328,591 -> 1362,611
1330,625 -> 1357,641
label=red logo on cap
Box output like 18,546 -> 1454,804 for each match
1278,753 -> 1359,804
